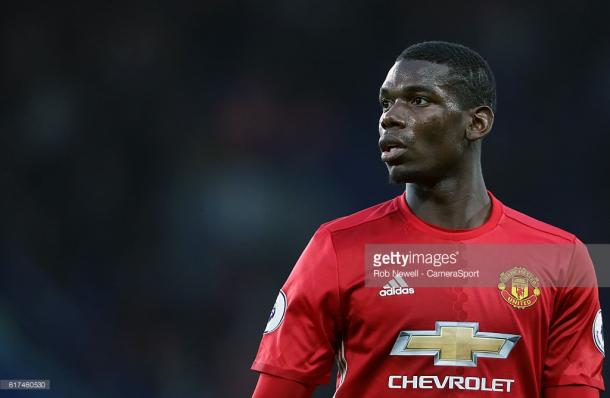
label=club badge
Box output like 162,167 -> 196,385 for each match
498,266 -> 540,309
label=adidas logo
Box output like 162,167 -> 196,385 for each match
379,275 -> 415,297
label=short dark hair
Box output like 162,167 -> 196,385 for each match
397,41 -> 497,112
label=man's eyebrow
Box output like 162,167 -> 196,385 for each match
379,84 -> 439,97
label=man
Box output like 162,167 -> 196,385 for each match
251,41 -> 604,397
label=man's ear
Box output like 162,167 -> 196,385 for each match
465,106 -> 494,141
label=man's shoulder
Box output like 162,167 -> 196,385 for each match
318,196 -> 400,235
501,204 -> 576,243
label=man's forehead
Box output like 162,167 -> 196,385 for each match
381,59 -> 453,92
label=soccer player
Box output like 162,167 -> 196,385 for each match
251,41 -> 605,397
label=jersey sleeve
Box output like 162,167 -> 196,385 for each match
252,226 -> 342,385
542,238 -> 605,390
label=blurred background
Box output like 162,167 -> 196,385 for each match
1,1 -> 610,397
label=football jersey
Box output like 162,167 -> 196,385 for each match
252,191 -> 605,397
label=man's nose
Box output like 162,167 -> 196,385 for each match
380,109 -> 407,131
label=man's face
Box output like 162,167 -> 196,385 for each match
378,59 -> 469,185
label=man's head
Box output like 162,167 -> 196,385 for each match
378,41 -> 496,185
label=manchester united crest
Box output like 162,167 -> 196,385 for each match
498,267 -> 541,309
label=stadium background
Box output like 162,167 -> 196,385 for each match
1,1 -> 610,397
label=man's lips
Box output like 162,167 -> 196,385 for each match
380,147 -> 408,163
379,135 -> 408,163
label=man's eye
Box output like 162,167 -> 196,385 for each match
412,97 -> 430,106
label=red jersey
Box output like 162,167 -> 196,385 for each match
252,191 -> 604,397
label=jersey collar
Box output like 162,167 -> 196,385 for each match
395,190 -> 504,240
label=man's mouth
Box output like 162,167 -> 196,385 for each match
381,147 -> 408,163
379,135 -> 408,163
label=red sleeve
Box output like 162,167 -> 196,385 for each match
252,373 -> 315,398
544,386 -> 599,398
251,226 -> 342,385
542,238 -> 604,390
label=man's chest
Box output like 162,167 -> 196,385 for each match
344,285 -> 554,353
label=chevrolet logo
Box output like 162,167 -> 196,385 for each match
390,321 -> 520,367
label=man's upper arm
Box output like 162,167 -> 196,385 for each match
252,373 -> 315,398
542,238 -> 604,391
251,226 -> 342,385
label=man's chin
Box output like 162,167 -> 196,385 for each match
387,164 -> 431,185
387,165 -> 412,184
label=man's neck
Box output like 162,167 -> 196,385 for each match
405,174 -> 491,230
